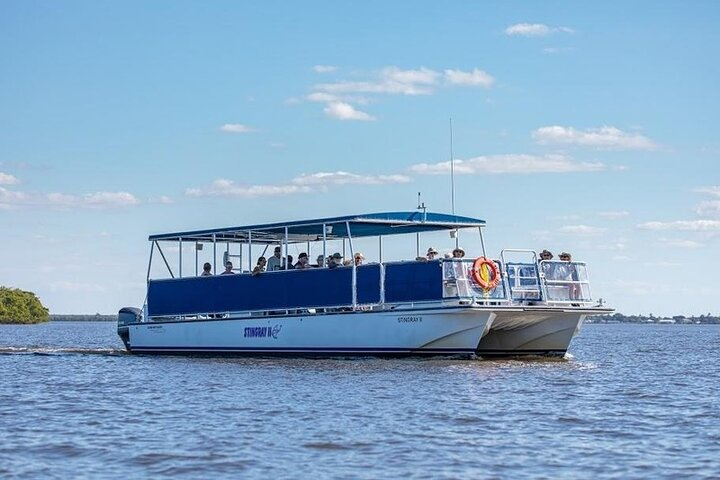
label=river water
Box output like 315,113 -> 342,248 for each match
0,322 -> 718,479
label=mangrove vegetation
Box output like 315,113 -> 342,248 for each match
0,287 -> 50,324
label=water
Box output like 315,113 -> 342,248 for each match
1,322 -> 718,479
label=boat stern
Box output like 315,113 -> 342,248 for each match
117,307 -> 142,351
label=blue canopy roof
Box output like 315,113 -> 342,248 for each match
148,211 -> 486,244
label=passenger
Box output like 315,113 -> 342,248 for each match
314,254 -> 325,268
353,252 -> 364,266
252,257 -> 267,276
295,252 -> 311,269
285,255 -> 295,270
221,261 -> 234,275
539,249 -> 555,279
267,246 -> 283,271
539,249 -> 553,262
558,252 -> 580,301
328,252 -> 343,269
201,262 -> 212,276
452,247 -> 465,259
427,247 -> 439,260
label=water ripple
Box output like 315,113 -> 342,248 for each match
0,322 -> 718,479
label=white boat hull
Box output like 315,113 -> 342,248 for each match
475,308 -> 588,357
126,307 -> 495,356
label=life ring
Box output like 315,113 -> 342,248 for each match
471,257 -> 501,290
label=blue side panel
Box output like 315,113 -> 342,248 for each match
384,261 -> 443,303
148,268 -> 354,316
356,264 -> 381,304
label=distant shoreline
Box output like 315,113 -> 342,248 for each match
50,314 -> 116,322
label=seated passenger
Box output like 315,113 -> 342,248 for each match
328,252 -> 343,269
252,257 -> 267,276
221,261 -> 234,275
201,262 -> 212,276
295,252 -> 311,269
353,252 -> 364,266
426,247 -> 439,260
452,247 -> 465,259
314,254 -> 325,268
284,254 -> 295,270
267,246 -> 283,271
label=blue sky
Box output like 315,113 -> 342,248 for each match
1,1 -> 718,316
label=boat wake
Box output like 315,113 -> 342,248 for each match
0,346 -> 127,356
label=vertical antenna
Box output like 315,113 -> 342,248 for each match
450,118 -> 455,216
450,118 -> 458,248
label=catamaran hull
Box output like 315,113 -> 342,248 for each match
475,308 -> 589,357
123,307 -> 495,357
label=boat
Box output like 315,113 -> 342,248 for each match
117,211 -> 612,357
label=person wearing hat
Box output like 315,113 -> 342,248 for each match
538,249 -> 555,280
426,247 -> 439,260
452,247 -> 465,258
267,246 -> 283,271
295,252 -> 311,269
328,252 -> 343,269
557,252 -> 580,300
353,252 -> 365,266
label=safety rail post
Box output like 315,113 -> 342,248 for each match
379,262 -> 386,307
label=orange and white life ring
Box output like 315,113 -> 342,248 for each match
471,257 -> 501,290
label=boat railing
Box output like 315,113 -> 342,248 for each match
441,259 -> 508,303
503,260 -> 593,305
540,260 -> 593,304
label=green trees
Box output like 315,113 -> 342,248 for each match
0,287 -> 49,324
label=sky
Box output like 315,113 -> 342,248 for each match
1,1 -> 718,316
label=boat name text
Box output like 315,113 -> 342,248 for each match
398,316 -> 422,323
244,325 -> 282,339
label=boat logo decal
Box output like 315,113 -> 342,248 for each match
244,325 -> 282,339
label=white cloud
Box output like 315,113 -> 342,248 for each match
313,65 -> 338,73
186,179 -> 312,198
46,191 -> 140,208
292,171 -> 410,186
637,220 -> 720,231
695,186 -> 720,198
558,225 -> 607,236
308,66 -> 495,121
657,238 -> 703,249
532,126 -> 657,150
186,170 -> 410,198
444,68 -> 495,88
696,200 -> 720,217
409,154 -> 606,175
598,210 -> 630,219
0,172 -> 20,185
323,102 -> 375,121
0,187 -> 139,209
307,92 -> 341,103
219,123 -> 256,134
504,23 -> 574,37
